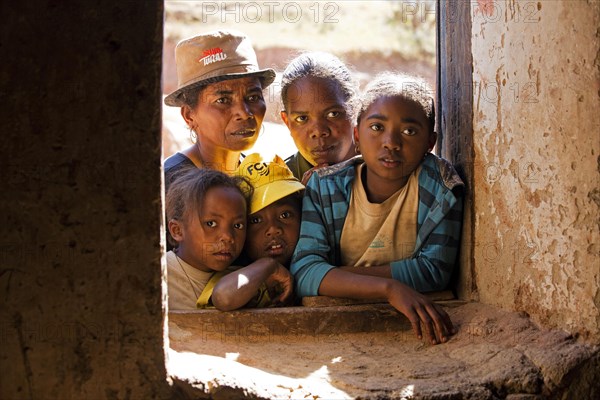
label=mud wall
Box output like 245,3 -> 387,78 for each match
0,1 -> 170,398
470,0 -> 600,338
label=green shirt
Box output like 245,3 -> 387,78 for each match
285,152 -> 314,181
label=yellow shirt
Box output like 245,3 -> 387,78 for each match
340,164 -> 421,267
166,251 -> 272,310
167,250 -> 214,310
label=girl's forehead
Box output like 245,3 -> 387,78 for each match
291,76 -> 343,97
359,96 -> 431,130
369,94 -> 405,105
285,77 -> 347,112
188,186 -> 244,215
191,191 -> 246,221
204,185 -> 246,203
366,95 -> 423,113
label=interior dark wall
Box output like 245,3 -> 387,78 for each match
0,2 -> 170,398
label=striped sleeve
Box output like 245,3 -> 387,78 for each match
390,164 -> 464,291
390,195 -> 463,291
290,173 -> 337,297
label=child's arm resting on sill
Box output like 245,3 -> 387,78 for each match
319,268 -> 454,345
211,258 -> 294,311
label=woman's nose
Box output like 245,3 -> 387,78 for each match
309,119 -> 330,138
234,100 -> 254,120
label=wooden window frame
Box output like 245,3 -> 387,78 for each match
436,0 -> 476,299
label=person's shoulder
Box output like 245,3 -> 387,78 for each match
284,152 -> 300,175
164,153 -> 197,189
284,152 -> 298,164
314,156 -> 362,179
421,153 -> 464,190
285,152 -> 312,181
164,152 -> 193,171
165,250 -> 177,267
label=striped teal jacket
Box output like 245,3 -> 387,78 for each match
290,154 -> 464,297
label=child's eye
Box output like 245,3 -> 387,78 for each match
369,123 -> 384,132
234,222 -> 245,230
402,128 -> 417,136
205,220 -> 217,228
279,211 -> 292,219
294,115 -> 308,123
249,216 -> 262,224
215,97 -> 231,104
327,110 -> 342,119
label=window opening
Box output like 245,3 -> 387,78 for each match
161,0 -> 452,397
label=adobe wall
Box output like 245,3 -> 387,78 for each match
0,1 -> 171,398
470,0 -> 600,339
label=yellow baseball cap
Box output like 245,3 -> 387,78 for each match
236,153 -> 305,214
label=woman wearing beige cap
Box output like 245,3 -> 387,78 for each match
163,30 -> 276,189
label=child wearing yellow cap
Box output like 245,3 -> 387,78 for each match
165,168 -> 293,311
237,153 -> 305,271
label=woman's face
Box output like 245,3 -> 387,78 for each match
281,76 -> 354,167
182,77 -> 266,153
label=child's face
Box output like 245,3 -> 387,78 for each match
182,77 -> 266,154
177,186 -> 247,272
355,95 -> 436,192
281,76 -> 354,167
245,196 -> 301,266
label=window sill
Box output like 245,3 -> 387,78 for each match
167,299 -> 597,399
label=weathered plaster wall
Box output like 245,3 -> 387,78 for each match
0,1 -> 171,398
470,0 -> 600,338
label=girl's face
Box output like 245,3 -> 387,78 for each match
281,76 -> 354,167
355,96 -> 436,197
182,77 -> 266,153
177,186 -> 247,272
244,196 -> 301,266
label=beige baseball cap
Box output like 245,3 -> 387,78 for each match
164,30 -> 276,107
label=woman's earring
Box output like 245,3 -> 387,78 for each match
188,126 -> 197,143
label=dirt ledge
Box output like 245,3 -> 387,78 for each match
167,302 -> 599,399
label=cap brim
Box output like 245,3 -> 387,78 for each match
164,69 -> 276,107
250,179 -> 305,215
